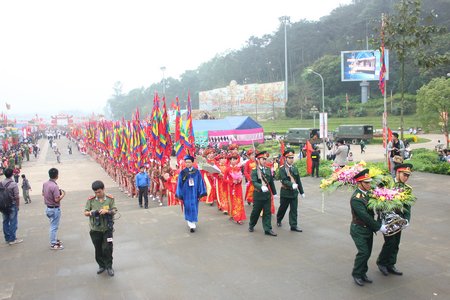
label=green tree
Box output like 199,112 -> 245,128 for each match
382,0 -> 449,138
416,77 -> 449,148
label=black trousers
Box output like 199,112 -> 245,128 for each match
90,230 -> 113,268
138,186 -> 149,206
312,161 -> 320,177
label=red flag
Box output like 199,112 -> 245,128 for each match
279,140 -> 285,166
305,141 -> 314,175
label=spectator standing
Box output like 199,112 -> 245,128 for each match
84,180 -> 117,277
13,166 -> 20,183
333,139 -> 349,168
55,149 -> 61,164
348,152 -> 354,162
21,174 -> 32,204
387,133 -> 405,175
135,166 -> 150,209
311,146 -> 321,178
42,168 -> 66,250
1,168 -> 22,245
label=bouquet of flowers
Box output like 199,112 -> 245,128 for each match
320,161 -> 367,192
320,161 -> 388,192
367,186 -> 416,212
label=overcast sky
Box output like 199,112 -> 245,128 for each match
0,0 -> 352,119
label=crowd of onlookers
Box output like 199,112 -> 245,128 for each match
436,140 -> 450,163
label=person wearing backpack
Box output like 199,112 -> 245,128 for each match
1,168 -> 23,245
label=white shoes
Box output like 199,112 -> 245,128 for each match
9,239 -> 23,245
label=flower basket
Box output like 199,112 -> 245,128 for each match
367,186 -> 416,212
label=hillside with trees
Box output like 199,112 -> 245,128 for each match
106,0 -> 449,121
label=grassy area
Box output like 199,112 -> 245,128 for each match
259,115 -> 420,134
409,148 -> 450,175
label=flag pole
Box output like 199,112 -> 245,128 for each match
383,81 -> 388,167
380,13 -> 389,168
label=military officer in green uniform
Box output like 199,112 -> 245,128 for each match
84,180 -> 118,277
276,148 -> 304,232
350,169 -> 387,286
248,151 -> 278,236
377,163 -> 413,276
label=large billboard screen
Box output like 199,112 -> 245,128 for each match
341,50 -> 389,81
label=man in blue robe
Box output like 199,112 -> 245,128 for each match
175,155 -> 207,232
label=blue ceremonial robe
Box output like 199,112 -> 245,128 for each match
175,167 -> 207,222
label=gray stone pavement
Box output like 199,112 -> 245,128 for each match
1,137 -> 449,300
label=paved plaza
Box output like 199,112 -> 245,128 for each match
1,137 -> 449,300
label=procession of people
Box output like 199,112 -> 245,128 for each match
1,127 -> 418,287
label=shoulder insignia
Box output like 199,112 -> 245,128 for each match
355,193 -> 361,199
106,194 -> 114,199
88,195 -> 95,200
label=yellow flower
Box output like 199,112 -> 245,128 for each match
379,196 -> 385,202
320,180 -> 330,189
358,160 -> 367,167
369,167 -> 383,178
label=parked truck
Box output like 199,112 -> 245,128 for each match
334,125 -> 374,144
285,128 -> 321,145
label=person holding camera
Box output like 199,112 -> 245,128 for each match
84,180 -> 117,276
387,132 -> 405,176
42,168 -> 65,250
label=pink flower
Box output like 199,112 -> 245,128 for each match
230,171 -> 243,181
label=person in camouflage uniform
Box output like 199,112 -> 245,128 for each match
84,180 -> 118,277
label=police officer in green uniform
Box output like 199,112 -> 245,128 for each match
84,180 -> 117,277
376,163 -> 413,276
248,151 -> 277,236
350,169 -> 387,286
276,148 -> 304,232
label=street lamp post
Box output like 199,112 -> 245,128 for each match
279,16 -> 290,105
310,105 -> 319,128
307,69 -> 326,160
160,66 -> 166,96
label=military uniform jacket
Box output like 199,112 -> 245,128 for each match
251,167 -> 277,201
85,195 -> 117,232
350,188 -> 380,232
279,165 -> 304,198
394,181 -> 412,221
